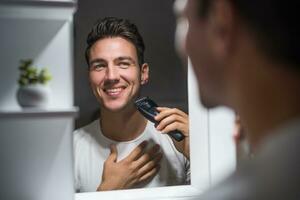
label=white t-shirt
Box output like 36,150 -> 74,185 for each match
74,119 -> 190,192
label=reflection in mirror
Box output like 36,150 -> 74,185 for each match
73,0 -> 189,193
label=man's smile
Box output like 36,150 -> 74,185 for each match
103,86 -> 126,97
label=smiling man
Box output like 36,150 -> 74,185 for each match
74,17 -> 190,192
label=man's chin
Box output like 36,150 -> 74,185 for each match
199,94 -> 220,109
103,105 -> 125,113
102,101 -> 134,113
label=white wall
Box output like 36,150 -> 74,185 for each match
188,61 -> 236,187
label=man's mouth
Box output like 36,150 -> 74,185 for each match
103,87 -> 125,96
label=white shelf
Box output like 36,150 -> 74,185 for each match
0,107 -> 79,118
0,0 -> 76,7
0,2 -> 76,200
0,0 -> 76,109
0,0 -> 76,20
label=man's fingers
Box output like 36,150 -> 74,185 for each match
154,107 -> 189,134
125,141 -> 148,161
138,165 -> 160,182
160,122 -> 188,136
155,107 -> 188,121
130,153 -> 162,187
107,144 -> 118,163
137,152 -> 162,176
156,115 -> 187,131
157,118 -> 189,137
134,144 -> 161,168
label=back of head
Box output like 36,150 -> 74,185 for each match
85,17 -> 145,67
197,0 -> 300,71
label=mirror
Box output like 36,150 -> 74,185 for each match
73,0 -> 190,194
73,0 -> 236,199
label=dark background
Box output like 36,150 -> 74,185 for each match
74,0 -> 188,128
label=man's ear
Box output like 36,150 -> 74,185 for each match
208,0 -> 236,58
140,63 -> 149,85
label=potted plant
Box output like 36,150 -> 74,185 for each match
16,59 -> 52,108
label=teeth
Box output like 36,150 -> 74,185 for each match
105,87 -> 122,93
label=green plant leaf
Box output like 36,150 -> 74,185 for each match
18,59 -> 52,85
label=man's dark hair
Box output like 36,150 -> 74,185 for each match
85,17 -> 145,67
197,0 -> 300,69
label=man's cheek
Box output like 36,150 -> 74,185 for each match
90,74 -> 102,86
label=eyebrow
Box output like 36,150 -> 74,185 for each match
115,56 -> 136,64
89,56 -> 137,66
89,58 -> 106,66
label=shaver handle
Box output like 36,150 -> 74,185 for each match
168,130 -> 185,142
153,109 -> 185,142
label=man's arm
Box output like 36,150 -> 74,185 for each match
97,141 -> 162,191
154,107 -> 190,159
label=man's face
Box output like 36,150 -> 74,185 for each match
184,0 -> 228,108
88,37 -> 149,112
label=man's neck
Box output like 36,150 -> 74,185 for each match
99,105 -> 148,142
240,98 -> 300,153
227,31 -> 300,152
233,59 -> 300,152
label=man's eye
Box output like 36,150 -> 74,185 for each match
92,64 -> 105,71
119,62 -> 130,69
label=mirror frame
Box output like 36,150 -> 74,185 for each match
75,62 -> 212,200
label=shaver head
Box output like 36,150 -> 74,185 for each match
134,96 -> 185,142
134,97 -> 159,123
134,97 -> 158,108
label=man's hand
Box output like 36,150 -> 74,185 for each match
233,115 -> 250,163
154,107 -> 189,159
97,141 -> 162,191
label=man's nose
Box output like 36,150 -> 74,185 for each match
105,66 -> 119,81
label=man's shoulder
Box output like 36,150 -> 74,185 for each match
198,168 -> 253,200
75,119 -> 99,132
73,119 -> 99,142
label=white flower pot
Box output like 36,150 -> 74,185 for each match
17,84 -> 51,108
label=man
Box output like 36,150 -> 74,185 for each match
74,17 -> 190,192
181,0 -> 300,199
